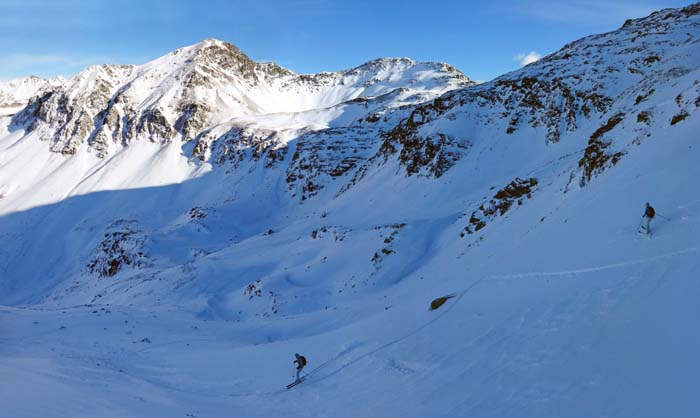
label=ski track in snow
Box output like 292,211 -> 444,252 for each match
490,244 -> 700,280
289,279 -> 482,389
285,242 -> 698,392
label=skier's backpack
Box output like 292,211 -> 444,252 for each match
646,206 -> 655,219
298,356 -> 307,367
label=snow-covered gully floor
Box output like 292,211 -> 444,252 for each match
2,232 -> 699,417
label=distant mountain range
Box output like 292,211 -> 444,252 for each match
2,40 -> 469,157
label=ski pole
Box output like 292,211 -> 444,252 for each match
657,214 -> 670,221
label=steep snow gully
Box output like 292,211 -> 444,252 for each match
1,4 -> 700,418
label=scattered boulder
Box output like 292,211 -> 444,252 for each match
86,220 -> 148,277
430,294 -> 455,311
671,110 -> 689,125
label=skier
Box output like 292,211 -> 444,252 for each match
293,353 -> 307,383
639,202 -> 656,236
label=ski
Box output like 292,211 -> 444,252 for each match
286,376 -> 307,389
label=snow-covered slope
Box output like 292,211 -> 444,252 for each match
1,4 -> 699,418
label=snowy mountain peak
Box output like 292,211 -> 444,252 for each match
179,38 -> 259,78
353,57 -> 417,69
5,39 -> 471,156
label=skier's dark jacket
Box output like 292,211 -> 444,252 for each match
295,356 -> 307,369
645,205 -> 655,219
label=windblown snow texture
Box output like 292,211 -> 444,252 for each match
1,4 -> 700,418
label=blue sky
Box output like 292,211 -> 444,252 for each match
0,0 -> 691,81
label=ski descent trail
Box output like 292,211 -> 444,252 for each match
490,244 -> 700,280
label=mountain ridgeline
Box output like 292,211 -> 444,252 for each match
0,4 -> 698,307
7,40 -> 470,158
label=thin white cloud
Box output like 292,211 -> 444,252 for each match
1,54 -> 71,66
0,53 -> 117,79
514,51 -> 542,66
